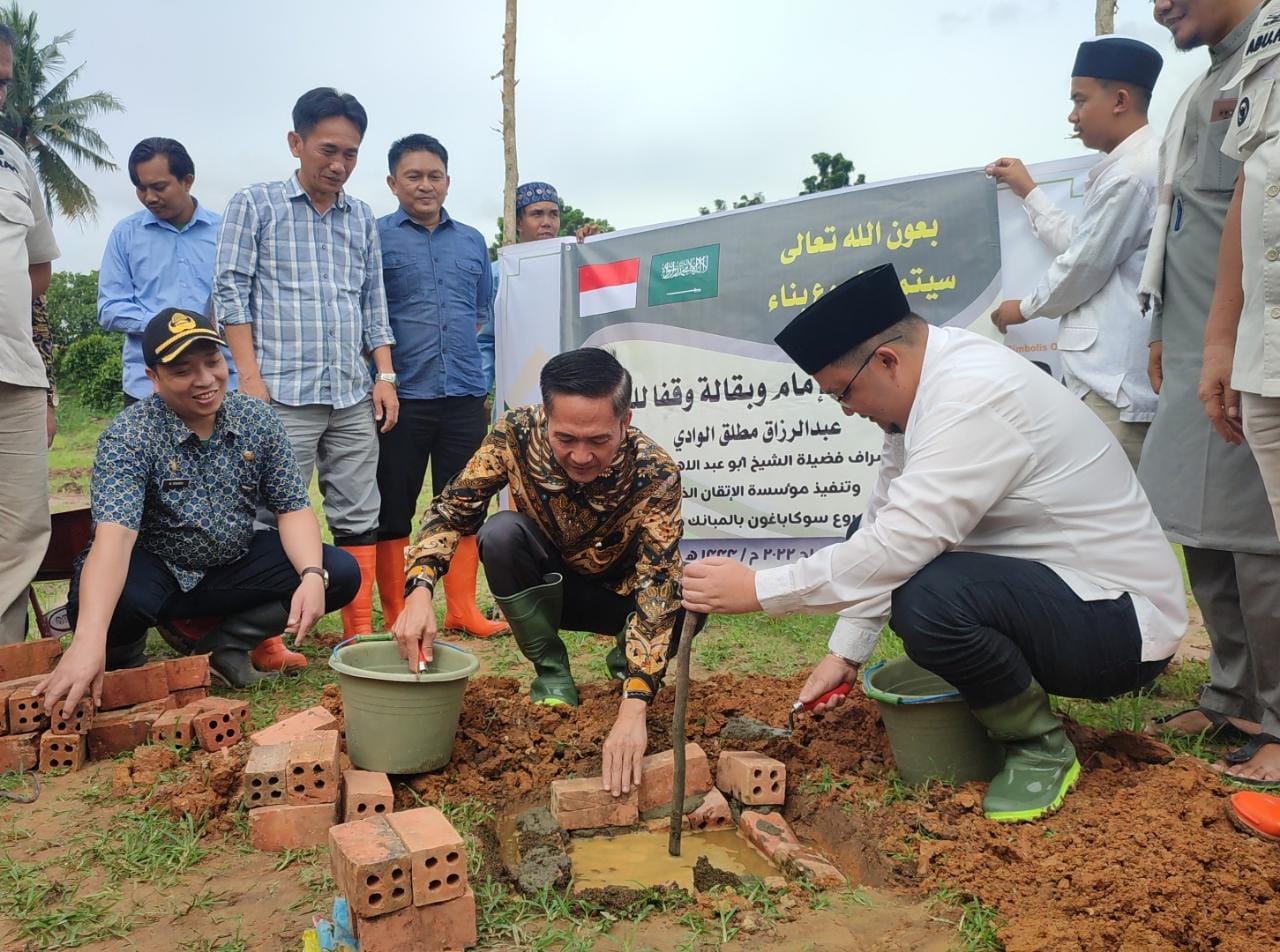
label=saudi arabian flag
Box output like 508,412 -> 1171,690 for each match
648,243 -> 720,306
578,258 -> 640,317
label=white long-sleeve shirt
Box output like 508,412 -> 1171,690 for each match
754,326 -> 1187,665
1019,125 -> 1160,422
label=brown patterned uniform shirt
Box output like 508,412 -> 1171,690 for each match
405,405 -> 685,702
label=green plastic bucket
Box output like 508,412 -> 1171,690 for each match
862,657 -> 1005,786
328,636 -> 479,774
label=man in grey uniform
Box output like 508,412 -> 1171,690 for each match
1141,0 -> 1280,782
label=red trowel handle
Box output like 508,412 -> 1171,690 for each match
797,682 -> 851,712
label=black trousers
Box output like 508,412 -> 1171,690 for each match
476,510 -> 705,649
376,396 -> 488,541
69,529 -> 360,650
889,551 -> 1171,708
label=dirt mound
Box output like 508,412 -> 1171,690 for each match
112,743 -> 249,834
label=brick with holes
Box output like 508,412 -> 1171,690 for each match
98,662 -> 170,710
286,730 -> 340,804
249,800 -> 337,852
171,687 -> 208,707
150,707 -> 197,746
88,708 -> 160,759
196,696 -> 250,727
242,742 -> 289,809
385,806 -> 468,906
48,696 -> 94,736
7,685 -> 48,734
329,814 -> 412,918
39,732 -> 85,772
193,704 -> 244,752
716,750 -> 786,806
343,769 -> 393,822
686,787 -> 733,832
352,885 -> 477,951
250,705 -> 339,747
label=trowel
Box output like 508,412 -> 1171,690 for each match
721,683 -> 852,743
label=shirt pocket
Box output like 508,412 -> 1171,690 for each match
451,258 -> 483,308
1197,107 -> 1242,193
1224,63 -> 1277,162
382,251 -> 418,305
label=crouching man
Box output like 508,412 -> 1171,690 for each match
682,264 -> 1187,822
38,309 -> 359,715
392,348 -> 702,795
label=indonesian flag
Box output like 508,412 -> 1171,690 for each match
578,258 -> 640,317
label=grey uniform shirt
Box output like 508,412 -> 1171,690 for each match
1138,4 -> 1280,554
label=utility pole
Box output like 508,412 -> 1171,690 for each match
499,0 -> 519,247
1095,0 -> 1115,34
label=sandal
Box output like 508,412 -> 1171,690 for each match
1152,706 -> 1251,744
1221,733 -> 1280,788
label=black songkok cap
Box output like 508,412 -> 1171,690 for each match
1072,36 -> 1162,92
773,263 -> 909,374
142,307 -> 225,367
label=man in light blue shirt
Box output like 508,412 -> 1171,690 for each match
98,138 -> 234,403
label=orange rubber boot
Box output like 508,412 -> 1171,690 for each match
443,535 -> 509,638
1228,791 -> 1280,842
375,537 -> 408,629
339,544 -> 377,636
250,635 -> 308,674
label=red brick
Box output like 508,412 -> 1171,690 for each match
171,686 -> 208,707
163,654 -> 211,691
196,695 -> 250,723
250,705 -> 338,747
99,662 -> 169,710
48,696 -> 94,736
130,696 -> 178,715
87,708 -> 159,759
330,815 -> 412,918
549,777 -> 638,830
0,639 -> 62,682
687,787 -> 733,832
7,686 -> 47,734
0,733 -> 38,771
343,769 -> 393,822
775,844 -> 846,887
249,800 -> 337,852
192,704 -> 244,752
716,750 -> 786,806
637,742 -> 713,816
243,743 -> 290,809
738,809 -> 799,862
286,730 -> 340,804
150,707 -> 197,746
352,886 -> 477,952
39,733 -> 86,772
385,806 -> 467,906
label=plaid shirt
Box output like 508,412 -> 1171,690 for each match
213,174 -> 394,409
405,405 -> 686,703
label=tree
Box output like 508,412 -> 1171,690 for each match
44,269 -> 100,350
0,4 -> 123,221
698,192 -> 765,216
800,152 -> 864,194
488,203 -> 614,260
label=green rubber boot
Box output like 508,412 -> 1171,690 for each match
971,680 -> 1080,823
493,573 -> 578,707
604,614 -> 633,681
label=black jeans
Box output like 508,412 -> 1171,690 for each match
376,396 -> 488,541
889,551 -> 1171,708
476,510 -> 705,648
69,529 -> 360,649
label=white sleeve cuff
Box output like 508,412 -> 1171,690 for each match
754,564 -> 805,617
1023,185 -> 1054,218
828,616 -> 882,664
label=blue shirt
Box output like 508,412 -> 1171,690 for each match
97,200 -> 236,399
377,207 -> 494,399
214,174 -> 394,409
90,392 -> 311,591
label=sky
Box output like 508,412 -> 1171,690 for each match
34,0 -> 1210,274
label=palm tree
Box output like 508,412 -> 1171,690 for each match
0,3 -> 123,221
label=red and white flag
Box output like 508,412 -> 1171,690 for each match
578,258 -> 640,317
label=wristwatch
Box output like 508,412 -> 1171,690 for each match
376,372 -> 398,387
300,566 -> 330,589
405,576 -> 434,599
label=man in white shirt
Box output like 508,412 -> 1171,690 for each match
987,36 -> 1163,469
682,264 -> 1187,823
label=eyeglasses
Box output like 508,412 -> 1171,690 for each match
824,335 -> 904,406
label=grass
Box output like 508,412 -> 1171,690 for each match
0,857 -> 129,949
931,887 -> 1005,951
75,808 -> 208,886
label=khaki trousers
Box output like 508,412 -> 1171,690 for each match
1083,390 -> 1149,472
0,383 -> 49,644
1243,392 -> 1280,542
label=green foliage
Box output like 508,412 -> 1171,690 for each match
58,333 -> 122,413
44,269 -> 100,350
801,151 -> 866,194
699,192 -> 765,216
489,203 -> 614,260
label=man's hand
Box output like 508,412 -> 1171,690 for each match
35,640 -> 106,717
601,698 -> 647,796
990,299 -> 1027,334
239,374 -> 271,403
46,402 -> 56,447
373,380 -> 400,434
985,157 -> 1036,199
575,223 -> 600,242
284,574 -> 326,646
1199,341 -> 1244,444
391,586 -> 437,673
1148,341 -> 1163,395
681,557 -> 761,615
798,654 -> 859,712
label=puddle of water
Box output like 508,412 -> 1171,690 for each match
568,828 -> 776,891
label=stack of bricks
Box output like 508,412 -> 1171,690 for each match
243,706 -> 342,852
330,805 -> 476,951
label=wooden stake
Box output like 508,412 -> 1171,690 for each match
668,611 -> 703,857
500,0 -> 519,247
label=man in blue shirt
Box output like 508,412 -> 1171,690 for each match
35,309 -> 359,711
99,138 -> 234,404
373,135 -> 506,638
